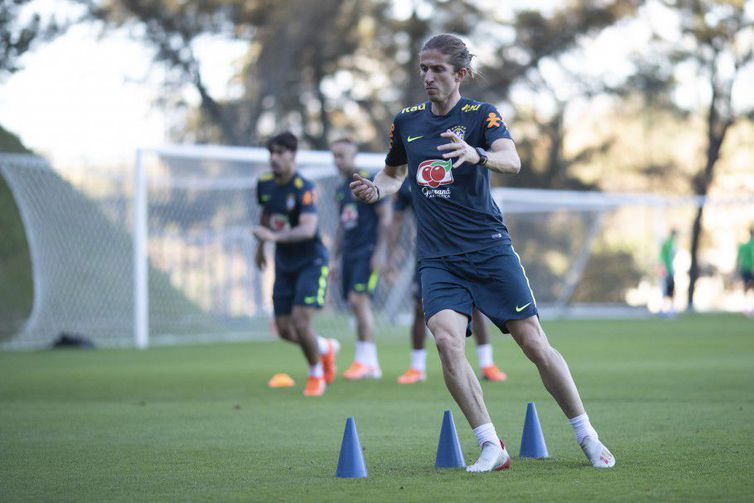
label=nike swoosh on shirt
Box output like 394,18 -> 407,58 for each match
407,135 -> 423,142
515,302 -> 532,313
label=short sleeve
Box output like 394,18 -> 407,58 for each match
300,180 -> 318,214
256,179 -> 264,206
482,105 -> 512,148
385,116 -> 407,167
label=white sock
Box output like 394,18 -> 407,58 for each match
411,349 -> 426,372
569,413 -> 598,444
472,422 -> 500,449
476,344 -> 493,368
309,361 -> 323,378
354,341 -> 367,364
366,342 -> 379,367
316,336 -> 329,355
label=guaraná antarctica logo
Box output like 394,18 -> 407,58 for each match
416,159 -> 454,189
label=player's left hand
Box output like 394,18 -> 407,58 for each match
253,226 -> 277,242
437,129 -> 481,168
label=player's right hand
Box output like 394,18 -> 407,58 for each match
255,244 -> 266,270
350,173 -> 379,204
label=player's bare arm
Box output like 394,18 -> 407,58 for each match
387,209 -> 405,259
254,213 -> 318,243
253,212 -> 269,270
350,164 -> 407,204
330,223 -> 343,277
371,198 -> 393,273
437,131 -> 520,174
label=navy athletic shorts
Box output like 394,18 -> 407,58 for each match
341,253 -> 378,300
420,243 -> 538,335
273,262 -> 329,316
741,270 -> 754,284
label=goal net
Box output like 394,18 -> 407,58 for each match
1,147 -> 752,349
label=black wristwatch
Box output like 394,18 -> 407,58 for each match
475,147 -> 488,167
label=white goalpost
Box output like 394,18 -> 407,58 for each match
1,146 -> 752,350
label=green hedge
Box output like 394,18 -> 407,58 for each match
0,125 -> 34,338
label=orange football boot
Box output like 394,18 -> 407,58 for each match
303,376 -> 326,396
481,364 -> 508,382
343,361 -> 382,380
397,367 -> 426,384
322,339 -> 340,385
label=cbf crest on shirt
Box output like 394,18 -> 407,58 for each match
385,97 -> 513,260
256,172 -> 328,271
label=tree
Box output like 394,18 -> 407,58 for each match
80,0 -> 268,145
475,1 -> 644,189
1,0 -> 66,78
650,0 -> 754,309
80,1 -> 643,152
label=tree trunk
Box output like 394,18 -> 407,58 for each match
687,204 -> 705,310
686,73 -> 732,309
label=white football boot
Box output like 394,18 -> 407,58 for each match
580,436 -> 616,468
466,439 -> 511,473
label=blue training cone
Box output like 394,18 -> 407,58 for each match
435,409 -> 466,468
336,417 -> 368,478
519,402 -> 549,458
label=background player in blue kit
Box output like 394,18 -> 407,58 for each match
330,138 -> 392,380
351,34 -> 615,471
253,131 -> 339,397
389,179 -> 508,384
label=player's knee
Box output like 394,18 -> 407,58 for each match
433,329 -> 463,359
348,293 -> 369,312
521,335 -> 547,362
276,322 -> 295,342
291,311 -> 311,334
512,320 -> 551,363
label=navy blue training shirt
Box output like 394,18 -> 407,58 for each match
256,172 -> 328,271
393,178 -> 413,213
385,97 -> 512,260
335,170 -> 385,257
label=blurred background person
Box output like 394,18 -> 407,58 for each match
331,138 -> 392,380
659,229 -> 678,318
254,132 -> 339,396
737,228 -> 754,317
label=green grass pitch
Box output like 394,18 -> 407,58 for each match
1,314 -> 753,502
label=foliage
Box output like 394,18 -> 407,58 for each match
572,248 -> 644,303
641,0 -> 754,307
78,0 -> 643,164
0,0 -> 67,78
0,125 -> 33,338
